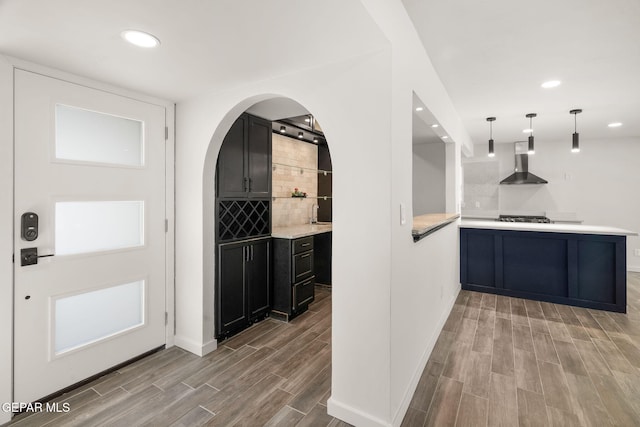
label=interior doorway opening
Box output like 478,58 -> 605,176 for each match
205,96 -> 336,423
212,97 -> 333,340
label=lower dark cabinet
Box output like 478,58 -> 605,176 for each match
272,237 -> 315,319
216,237 -> 271,339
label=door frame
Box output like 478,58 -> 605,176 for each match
0,56 -> 175,422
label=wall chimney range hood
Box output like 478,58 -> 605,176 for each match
500,141 -> 548,185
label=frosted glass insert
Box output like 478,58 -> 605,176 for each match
55,201 -> 144,255
54,281 -> 144,354
55,104 -> 144,166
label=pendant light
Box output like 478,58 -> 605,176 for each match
526,113 -> 537,154
570,109 -> 582,153
486,117 -> 496,157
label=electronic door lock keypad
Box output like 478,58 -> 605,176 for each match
21,212 -> 39,241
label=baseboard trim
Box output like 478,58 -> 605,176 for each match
391,283 -> 461,427
628,266 -> 640,273
174,335 -> 217,357
327,397 -> 391,427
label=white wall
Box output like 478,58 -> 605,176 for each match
0,55 -> 13,426
358,1 -> 471,424
468,137 -> 640,270
176,49 -> 394,425
412,143 -> 446,215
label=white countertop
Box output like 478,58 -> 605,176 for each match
271,223 -> 332,239
460,220 -> 637,236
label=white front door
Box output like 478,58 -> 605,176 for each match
13,69 -> 167,403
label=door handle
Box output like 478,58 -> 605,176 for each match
250,245 -> 254,261
20,247 -> 55,267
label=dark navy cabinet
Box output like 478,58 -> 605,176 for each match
460,228 -> 627,312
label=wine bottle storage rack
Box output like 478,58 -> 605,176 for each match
218,199 -> 270,241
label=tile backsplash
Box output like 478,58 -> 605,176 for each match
272,133 -> 318,227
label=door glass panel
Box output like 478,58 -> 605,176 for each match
55,104 -> 144,166
55,201 -> 144,255
54,280 -> 144,355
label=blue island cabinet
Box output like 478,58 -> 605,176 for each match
460,228 -> 627,313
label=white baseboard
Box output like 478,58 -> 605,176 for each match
174,335 -> 217,357
628,266 -> 640,273
327,396 -> 391,427
390,283 -> 460,426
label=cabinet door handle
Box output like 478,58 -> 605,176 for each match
301,243 -> 311,247
250,245 -> 254,261
248,177 -> 252,192
300,253 -> 311,259
243,177 -> 249,192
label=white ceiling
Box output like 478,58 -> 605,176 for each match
2,0 -> 638,148
402,0 -> 640,147
0,0 -> 387,102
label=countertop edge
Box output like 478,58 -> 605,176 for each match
271,224 -> 332,239
459,220 -> 637,236
412,214 -> 460,242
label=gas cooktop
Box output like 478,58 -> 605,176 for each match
498,215 -> 551,223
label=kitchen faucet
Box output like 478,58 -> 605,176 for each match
310,203 -> 319,224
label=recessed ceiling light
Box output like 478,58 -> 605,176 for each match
298,131 -> 304,139
415,107 -> 424,112
121,30 -> 160,48
522,128 -> 533,133
541,80 -> 561,89
431,124 -> 439,128
442,136 -> 449,139
608,122 -> 622,128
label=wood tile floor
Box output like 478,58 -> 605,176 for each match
401,272 -> 640,427
9,287 -> 351,427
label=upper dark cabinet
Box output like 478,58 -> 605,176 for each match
217,113 -> 272,199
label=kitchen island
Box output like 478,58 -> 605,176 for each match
460,220 -> 637,312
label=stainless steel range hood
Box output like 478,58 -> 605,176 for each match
500,141 -> 548,185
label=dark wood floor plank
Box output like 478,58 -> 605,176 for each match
401,407 -> 427,427
540,302 -> 562,321
514,348 -> 543,394
572,339 -> 612,376
495,295 -> 511,319
463,351 -> 491,398
523,299 -> 544,320
142,385 -> 219,427
591,373 -> 640,426
68,385 -> 161,427
472,309 -> 495,355
487,373 -> 517,427
553,339 -> 589,377
529,318 -> 550,335
203,374 -> 283,427
481,293 -> 496,310
442,341 -> 472,382
182,345 -> 257,389
424,377 -> 463,427
206,346 -> 276,390
510,297 -> 529,326
288,365 -> 332,414
454,393 -> 487,427
538,361 -> 573,413
223,319 -> 282,350
104,382 -> 193,426
546,320 -> 572,342
431,331 -> 456,363
513,323 -> 535,353
409,360 -> 445,412
532,332 -> 560,365
296,403 -> 334,427
281,346 -> 331,395
152,345 -> 235,390
491,318 -> 514,377
169,406 -> 215,427
455,318 -> 478,344
232,388 -> 293,427
564,372 -> 613,427
516,388 -> 548,427
44,387 -> 129,427
610,335 -> 640,369
264,406 -> 305,427
272,340 -> 328,379
592,338 -> 637,374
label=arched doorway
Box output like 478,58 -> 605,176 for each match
201,96 -> 337,424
